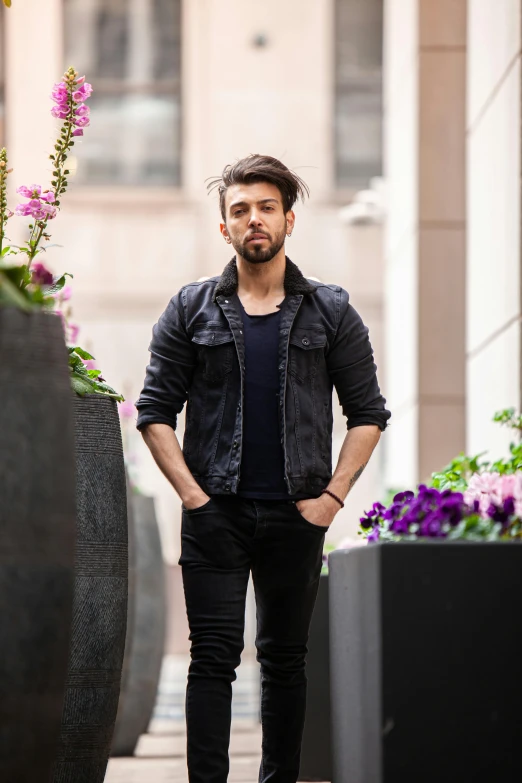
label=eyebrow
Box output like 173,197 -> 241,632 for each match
229,197 -> 280,210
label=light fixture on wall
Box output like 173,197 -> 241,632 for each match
339,177 -> 386,226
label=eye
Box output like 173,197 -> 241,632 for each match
263,206 -> 274,211
233,209 -> 244,216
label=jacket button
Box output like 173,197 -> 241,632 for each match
233,441 -> 238,449
225,484 -> 231,491
302,337 -> 310,346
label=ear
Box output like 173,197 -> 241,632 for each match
220,222 -> 232,244
286,210 -> 296,237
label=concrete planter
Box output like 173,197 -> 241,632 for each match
0,309 -> 76,783
299,572 -> 331,781
52,395 -> 128,783
329,543 -> 522,783
111,494 -> 166,756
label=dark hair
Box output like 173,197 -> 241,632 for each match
206,154 -> 310,221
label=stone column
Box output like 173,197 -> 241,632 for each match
384,0 -> 467,488
466,1 -> 522,456
5,0 -> 63,188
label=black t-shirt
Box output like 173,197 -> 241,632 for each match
237,298 -> 290,500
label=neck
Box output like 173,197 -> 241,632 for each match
236,247 -> 286,299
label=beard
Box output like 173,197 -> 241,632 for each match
231,224 -> 287,265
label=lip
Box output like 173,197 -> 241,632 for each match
247,234 -> 269,242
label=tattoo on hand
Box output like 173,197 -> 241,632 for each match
348,462 -> 367,491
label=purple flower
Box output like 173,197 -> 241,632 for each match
31,262 -> 54,286
504,496 -> 515,516
419,511 -> 445,538
41,191 -> 55,204
51,105 -> 69,119
367,526 -> 380,543
71,128 -> 84,137
390,518 -> 410,535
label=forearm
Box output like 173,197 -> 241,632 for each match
327,424 -> 381,502
140,422 -> 207,506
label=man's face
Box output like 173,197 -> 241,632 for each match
220,181 -> 295,264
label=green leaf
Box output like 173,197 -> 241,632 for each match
71,345 -> 94,360
0,271 -> 33,310
87,369 -> 102,378
71,374 -> 95,397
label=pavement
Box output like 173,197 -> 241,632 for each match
106,718 -> 263,782
105,654 -> 329,782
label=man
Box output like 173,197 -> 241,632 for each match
136,154 -> 390,783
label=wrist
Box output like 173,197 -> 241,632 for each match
182,486 -> 207,506
321,488 -> 345,510
320,492 -> 342,515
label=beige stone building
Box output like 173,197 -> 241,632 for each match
384,0 -> 521,491
1,0 -> 387,575
1,1 -> 519,599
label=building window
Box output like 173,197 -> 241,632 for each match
335,0 -> 383,189
64,0 -> 181,186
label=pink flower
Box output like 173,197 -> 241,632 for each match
75,104 -> 90,117
72,83 -> 93,103
31,261 -> 54,286
84,359 -> 97,370
73,116 -> 90,129
75,75 -> 86,85
60,285 -> 72,301
71,128 -> 84,137
118,400 -> 136,420
464,471 -> 522,518
17,184 -> 41,198
51,105 -> 69,119
41,191 -> 55,204
68,323 -> 80,343
40,203 -> 57,219
14,203 -> 31,216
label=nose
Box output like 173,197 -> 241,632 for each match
248,210 -> 263,227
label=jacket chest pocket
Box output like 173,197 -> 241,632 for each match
288,327 -> 327,382
192,327 -> 235,383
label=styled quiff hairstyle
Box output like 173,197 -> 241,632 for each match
207,154 -> 310,221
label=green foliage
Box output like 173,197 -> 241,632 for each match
430,408 -> 522,491
68,347 -> 124,402
0,262 -> 55,310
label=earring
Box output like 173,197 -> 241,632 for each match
287,233 -> 292,237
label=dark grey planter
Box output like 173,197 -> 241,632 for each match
299,573 -> 331,781
52,395 -> 128,783
329,543 -> 522,783
111,494 -> 166,756
0,309 -> 76,783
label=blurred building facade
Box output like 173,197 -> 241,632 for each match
1,1 -> 519,576
1,0 -> 386,571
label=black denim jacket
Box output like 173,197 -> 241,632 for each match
136,258 -> 391,497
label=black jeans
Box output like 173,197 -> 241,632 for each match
179,495 -> 326,783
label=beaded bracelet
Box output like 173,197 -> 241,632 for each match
321,489 -> 345,509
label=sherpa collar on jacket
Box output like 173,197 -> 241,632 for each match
213,256 -> 317,302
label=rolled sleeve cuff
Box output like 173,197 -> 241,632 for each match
136,404 -> 178,432
347,413 -> 390,432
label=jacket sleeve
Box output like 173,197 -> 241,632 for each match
135,290 -> 197,432
326,291 -> 391,431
